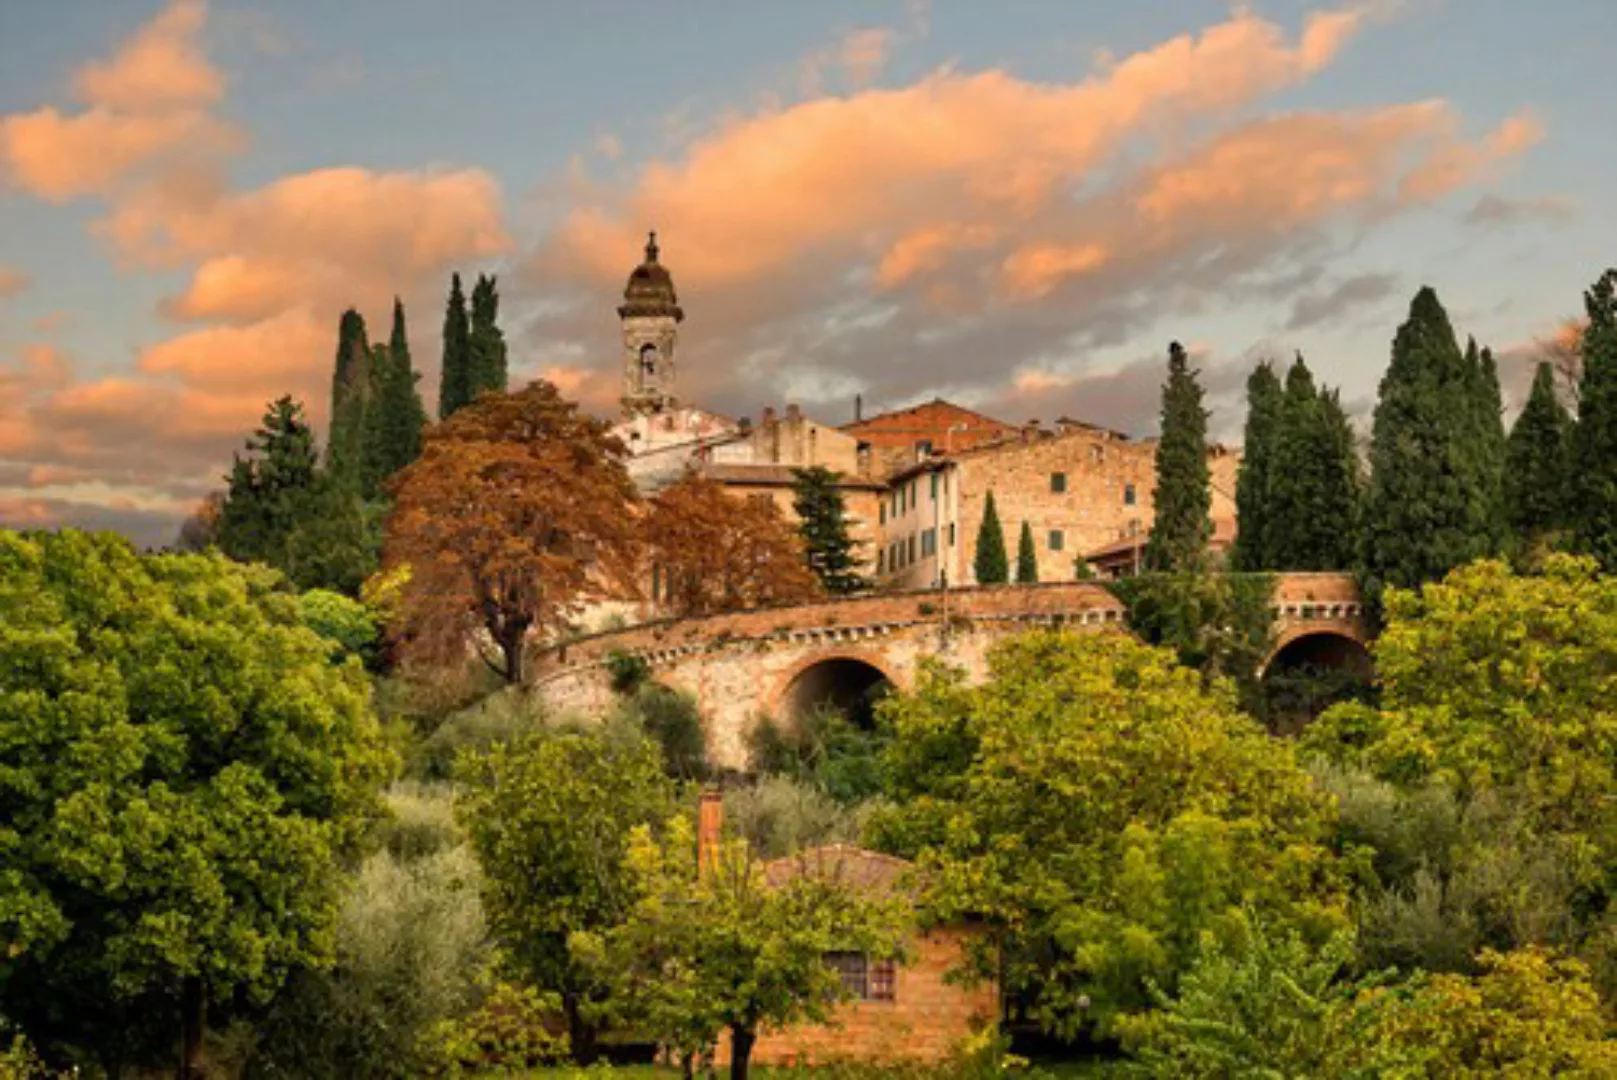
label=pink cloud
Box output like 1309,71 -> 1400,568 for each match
0,264 -> 30,298
72,0 -> 223,111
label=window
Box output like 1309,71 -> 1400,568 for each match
915,439 -> 932,456
908,535 -> 916,563
948,522 -> 956,547
1124,482 -> 1136,506
922,528 -> 936,557
1049,529 -> 1065,552
1051,471 -> 1067,493
879,504 -> 886,526
930,473 -> 938,500
877,550 -> 886,574
825,952 -> 897,1002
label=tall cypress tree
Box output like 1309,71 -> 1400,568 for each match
1232,361 -> 1283,571
1362,287 -> 1498,592
790,466 -> 864,594
326,309 -> 370,481
1570,268 -> 1617,569
973,490 -> 1009,585
1463,338 -> 1508,551
1015,520 -> 1038,584
360,298 -> 427,499
1504,361 -> 1571,544
1266,356 -> 1360,570
438,272 -> 472,420
468,273 -> 510,402
1144,341 -> 1211,572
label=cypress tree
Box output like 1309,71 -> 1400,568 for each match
1231,361 -> 1283,571
973,489 -> 1009,584
326,309 -> 370,481
1463,338 -> 1508,550
1504,361 -> 1571,543
1144,342 -> 1211,572
1570,268 -> 1617,569
360,298 -> 427,499
219,396 -> 322,571
438,272 -> 472,420
1362,287 -> 1498,592
1015,520 -> 1038,583
790,466 -> 865,594
468,273 -> 509,402
1266,356 -> 1361,570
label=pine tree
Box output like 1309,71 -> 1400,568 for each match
1504,361 -> 1571,543
1362,287 -> 1499,592
219,396 -> 322,571
359,298 -> 427,499
1015,520 -> 1038,583
1232,362 -> 1283,571
1570,268 -> 1617,570
1464,338 -> 1508,551
438,272 -> 472,420
468,273 -> 509,402
1144,342 -> 1211,572
326,309 -> 371,481
1265,356 -> 1360,570
973,489 -> 1009,584
790,466 -> 865,594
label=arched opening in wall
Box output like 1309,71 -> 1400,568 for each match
1260,632 -> 1374,736
782,658 -> 895,731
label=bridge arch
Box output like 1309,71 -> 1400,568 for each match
1259,628 -> 1374,734
771,651 -> 903,730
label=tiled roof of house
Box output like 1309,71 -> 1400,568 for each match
761,844 -> 918,898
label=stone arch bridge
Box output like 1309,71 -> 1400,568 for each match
532,574 -> 1368,769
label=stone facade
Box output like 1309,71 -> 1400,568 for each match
874,422 -> 1241,588
841,398 -> 1016,476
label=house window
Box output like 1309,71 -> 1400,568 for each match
825,952 -> 897,1002
915,439 -> 932,456
930,473 -> 938,500
948,522 -> 956,546
1124,482 -> 1136,506
878,504 -> 886,526
877,550 -> 885,574
922,528 -> 937,557
908,535 -> 916,562
1049,529 -> 1065,552
1051,472 -> 1067,493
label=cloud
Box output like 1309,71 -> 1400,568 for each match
1285,271 -> 1400,330
0,265 -> 29,298
801,27 -> 897,95
1462,192 -> 1575,228
0,0 -> 240,202
517,5 -> 1535,425
0,494 -> 186,550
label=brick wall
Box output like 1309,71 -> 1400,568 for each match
843,400 -> 1016,476
715,926 -> 998,1067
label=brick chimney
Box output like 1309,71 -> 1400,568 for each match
698,786 -> 724,876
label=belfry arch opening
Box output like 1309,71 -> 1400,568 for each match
1260,631 -> 1374,736
781,657 -> 895,730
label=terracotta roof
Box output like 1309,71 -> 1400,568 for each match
1086,517 -> 1237,561
839,397 -> 1012,434
700,463 -> 887,490
761,844 -> 918,898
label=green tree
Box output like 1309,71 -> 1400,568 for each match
0,531 -> 390,1077
467,274 -> 509,402
437,272 -> 472,420
458,731 -> 674,1058
219,396 -> 322,571
1144,342 -> 1212,572
1015,520 -> 1038,583
358,299 -> 428,499
1267,356 -> 1361,570
327,309 -> 371,482
789,466 -> 865,594
870,632 -> 1346,1039
972,489 -> 1009,584
1362,288 -> 1501,593
1570,268 -> 1617,569
1231,361 -> 1283,571
1504,361 -> 1572,547
584,815 -> 907,1080
297,587 -> 379,666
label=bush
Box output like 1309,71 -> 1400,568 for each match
411,687 -> 548,780
299,587 -> 380,665
745,705 -> 888,804
604,650 -> 650,695
248,842 -> 491,1079
420,982 -> 570,1076
722,775 -> 879,859
615,684 -> 708,780
377,782 -> 465,862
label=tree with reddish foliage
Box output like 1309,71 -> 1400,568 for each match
385,381 -> 642,682
647,472 -> 821,617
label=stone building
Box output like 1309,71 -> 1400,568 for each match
873,418 -> 1240,588
841,398 -> 1016,476
699,792 -> 998,1068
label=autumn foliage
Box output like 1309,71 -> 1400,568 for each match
646,472 -> 820,617
385,381 -> 641,682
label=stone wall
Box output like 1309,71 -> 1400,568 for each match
714,926 -> 998,1067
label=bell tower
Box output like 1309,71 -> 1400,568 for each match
618,231 -> 684,416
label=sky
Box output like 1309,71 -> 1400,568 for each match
1,0 -> 1613,548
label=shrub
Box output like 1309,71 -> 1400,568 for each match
722,775 -> 878,859
604,649 -> 650,695
410,687 -> 548,780
419,982 -> 569,1076
298,587 -> 380,666
615,684 -> 708,780
744,705 -> 888,804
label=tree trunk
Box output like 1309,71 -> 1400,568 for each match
179,976 -> 204,1080
499,619 -> 530,683
729,1027 -> 755,1080
564,994 -> 598,1064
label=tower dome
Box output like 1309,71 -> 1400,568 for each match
617,231 -> 684,321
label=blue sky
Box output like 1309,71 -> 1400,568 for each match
1,0 -> 1613,545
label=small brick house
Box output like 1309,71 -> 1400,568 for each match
703,795 -> 1000,1067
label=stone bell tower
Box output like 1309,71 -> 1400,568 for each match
618,231 -> 684,416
